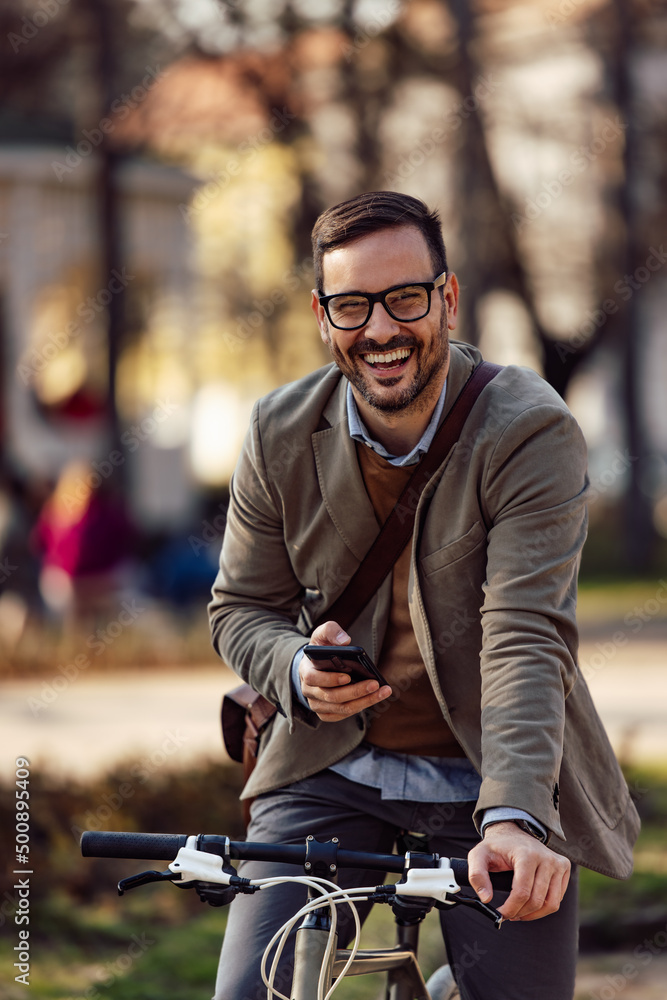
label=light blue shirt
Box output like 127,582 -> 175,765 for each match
346,380 -> 448,468
291,378 -> 546,838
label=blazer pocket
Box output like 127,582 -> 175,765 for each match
421,520 -> 486,577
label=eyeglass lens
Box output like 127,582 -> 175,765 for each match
328,285 -> 430,329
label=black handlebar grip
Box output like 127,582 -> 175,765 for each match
81,831 -> 189,860
450,857 -> 471,886
450,857 -> 514,893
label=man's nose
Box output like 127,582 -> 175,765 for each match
363,300 -> 400,341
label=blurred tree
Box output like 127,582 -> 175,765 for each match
2,0 -> 664,569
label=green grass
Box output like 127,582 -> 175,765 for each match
0,896 -> 225,1000
577,577 -> 667,624
0,889 -> 447,1000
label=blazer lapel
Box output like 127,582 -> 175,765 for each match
312,379 -> 379,562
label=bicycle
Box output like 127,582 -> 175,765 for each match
81,829 -> 513,999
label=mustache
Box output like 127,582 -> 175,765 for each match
348,337 -> 417,358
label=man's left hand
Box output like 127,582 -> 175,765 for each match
467,821 -> 571,921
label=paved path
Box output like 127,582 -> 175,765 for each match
576,953 -> 667,1000
0,663 -> 239,781
1,624 -> 666,782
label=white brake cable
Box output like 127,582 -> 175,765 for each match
261,880 -> 366,1000
255,875 -> 340,1000
168,848 -> 368,999
243,875 -> 374,1000
168,846 -> 463,998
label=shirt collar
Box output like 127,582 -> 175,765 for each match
346,379 -> 448,468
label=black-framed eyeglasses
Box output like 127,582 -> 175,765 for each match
318,271 -> 448,331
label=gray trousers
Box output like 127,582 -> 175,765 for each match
213,770 -> 578,1000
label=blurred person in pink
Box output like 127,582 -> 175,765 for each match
32,460 -> 136,625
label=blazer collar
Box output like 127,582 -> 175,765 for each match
438,342 -> 477,426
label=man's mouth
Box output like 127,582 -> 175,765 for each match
361,347 -> 413,371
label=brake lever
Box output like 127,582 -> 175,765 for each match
436,893 -> 503,929
117,869 -> 182,896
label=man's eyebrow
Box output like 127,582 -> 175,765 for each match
324,278 -> 431,295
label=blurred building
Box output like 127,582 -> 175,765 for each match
0,145 -> 198,531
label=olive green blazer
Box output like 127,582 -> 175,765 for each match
209,342 -> 639,879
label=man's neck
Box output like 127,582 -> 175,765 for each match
351,381 -> 444,456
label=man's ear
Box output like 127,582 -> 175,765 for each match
444,273 -> 459,331
311,290 -> 330,345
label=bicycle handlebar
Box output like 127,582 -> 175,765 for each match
80,831 -> 514,892
82,831 -> 190,861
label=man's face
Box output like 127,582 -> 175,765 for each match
311,225 -> 458,417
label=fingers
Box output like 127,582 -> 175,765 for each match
512,857 -> 570,922
499,851 -> 570,921
300,620 -> 392,723
309,620 -> 351,647
303,676 -> 392,722
467,841 -> 499,905
467,824 -> 571,922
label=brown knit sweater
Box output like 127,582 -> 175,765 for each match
355,442 -> 465,757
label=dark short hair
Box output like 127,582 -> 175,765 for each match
311,191 -> 447,292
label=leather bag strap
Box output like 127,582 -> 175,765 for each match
317,361 -> 502,631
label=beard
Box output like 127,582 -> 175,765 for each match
325,309 -> 449,416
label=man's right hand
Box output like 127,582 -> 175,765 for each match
300,620 -> 392,723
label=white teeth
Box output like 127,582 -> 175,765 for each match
364,348 -> 411,365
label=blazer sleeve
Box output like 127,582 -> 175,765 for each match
208,401 -> 318,731
473,399 -> 589,839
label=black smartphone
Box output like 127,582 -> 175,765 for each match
303,644 -> 388,686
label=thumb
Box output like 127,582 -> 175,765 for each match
310,620 -> 351,647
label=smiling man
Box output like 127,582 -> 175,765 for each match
209,191 -> 639,1000
313,224 -> 453,455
